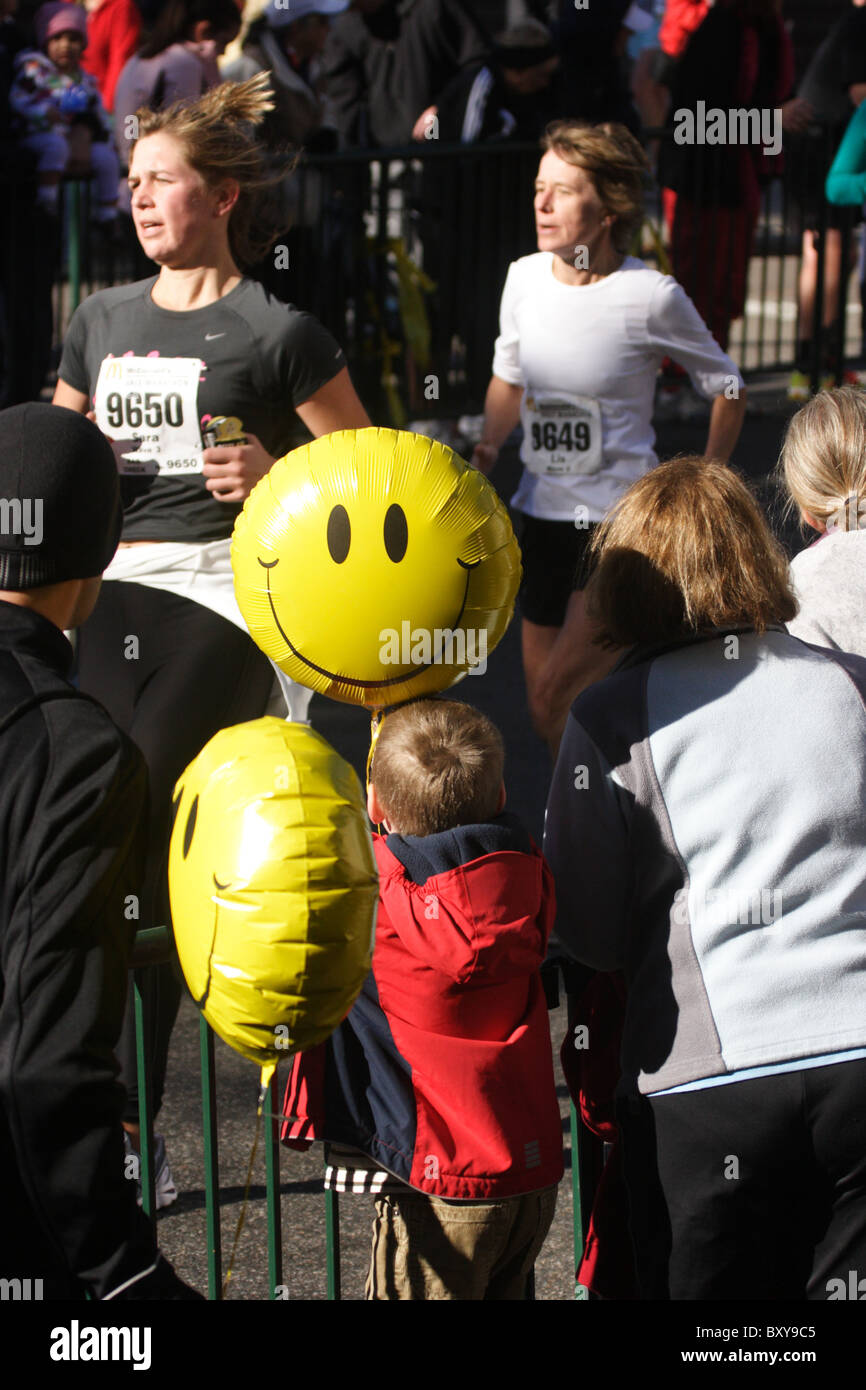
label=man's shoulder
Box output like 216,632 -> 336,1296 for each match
0,656 -> 131,751
0,656 -> 143,827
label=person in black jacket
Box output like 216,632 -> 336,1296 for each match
0,402 -> 199,1300
321,0 -> 490,146
431,19 -> 559,145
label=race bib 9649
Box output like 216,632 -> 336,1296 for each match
94,355 -> 204,475
523,391 -> 603,477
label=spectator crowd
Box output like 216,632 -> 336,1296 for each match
1,0 -> 866,1308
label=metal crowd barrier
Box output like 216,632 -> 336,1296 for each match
53,121 -> 863,425
132,928 -> 597,1300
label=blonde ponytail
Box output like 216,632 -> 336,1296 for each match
192,69 -> 275,128
780,387 -> 866,532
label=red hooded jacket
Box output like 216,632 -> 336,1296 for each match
283,815 -> 564,1200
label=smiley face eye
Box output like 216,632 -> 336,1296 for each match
384,503 -> 408,563
183,794 -> 199,858
327,505 -> 351,564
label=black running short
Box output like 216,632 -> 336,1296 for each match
517,513 -> 599,628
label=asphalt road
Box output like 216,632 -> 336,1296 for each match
154,387 -> 807,1301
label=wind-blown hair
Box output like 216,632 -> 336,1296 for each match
133,72 -> 294,268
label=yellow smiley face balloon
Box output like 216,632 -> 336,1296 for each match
231,429 -> 521,707
168,718 -> 378,1075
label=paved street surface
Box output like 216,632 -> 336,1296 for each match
154,378 -> 807,1300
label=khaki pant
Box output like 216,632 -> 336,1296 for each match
365,1185 -> 558,1301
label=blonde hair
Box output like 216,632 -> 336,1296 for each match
134,72 -> 293,268
370,699 -> 504,837
780,387 -> 866,532
586,457 -> 797,647
541,120 -> 649,254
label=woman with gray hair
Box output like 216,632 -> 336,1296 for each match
781,385 -> 866,657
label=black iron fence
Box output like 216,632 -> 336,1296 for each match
44,121 -> 862,425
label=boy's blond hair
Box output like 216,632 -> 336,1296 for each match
370,699 -> 504,837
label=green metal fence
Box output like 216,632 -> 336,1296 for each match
132,931 -> 596,1300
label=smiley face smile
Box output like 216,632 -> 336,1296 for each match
258,554 -> 479,690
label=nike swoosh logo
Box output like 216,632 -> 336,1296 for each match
205,332 -> 225,341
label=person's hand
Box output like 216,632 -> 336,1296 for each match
781,98 -> 813,133
412,105 -> 438,141
471,442 -> 499,475
202,431 -> 274,503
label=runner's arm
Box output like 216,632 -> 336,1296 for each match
704,391 -> 746,464
295,366 -> 371,436
472,375 -> 523,475
53,380 -> 90,413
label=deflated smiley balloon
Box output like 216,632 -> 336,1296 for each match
168,717 -> 378,1077
231,428 -> 521,707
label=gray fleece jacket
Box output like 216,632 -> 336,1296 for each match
544,627 -> 866,1095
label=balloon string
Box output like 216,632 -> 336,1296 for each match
365,708 -> 385,793
221,1086 -> 266,1299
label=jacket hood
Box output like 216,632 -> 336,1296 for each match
375,815 -> 554,986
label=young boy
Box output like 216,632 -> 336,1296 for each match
283,697 -> 563,1300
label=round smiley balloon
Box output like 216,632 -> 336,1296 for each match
231,429 -> 521,707
168,717 -> 378,1078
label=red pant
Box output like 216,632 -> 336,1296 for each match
662,187 -> 759,352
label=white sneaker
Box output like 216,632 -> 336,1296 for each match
457,414 -> 486,445
124,1131 -> 178,1210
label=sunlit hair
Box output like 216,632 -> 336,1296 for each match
779,387 -> 866,532
585,457 -> 797,647
540,120 -> 649,254
370,699 -> 504,837
133,72 -> 293,268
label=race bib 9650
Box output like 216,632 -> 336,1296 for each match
94,355 -> 204,475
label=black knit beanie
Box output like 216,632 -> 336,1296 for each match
0,403 -> 122,590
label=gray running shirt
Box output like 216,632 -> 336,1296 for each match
58,277 -> 348,543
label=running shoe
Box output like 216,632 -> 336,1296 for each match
123,1131 -> 178,1210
